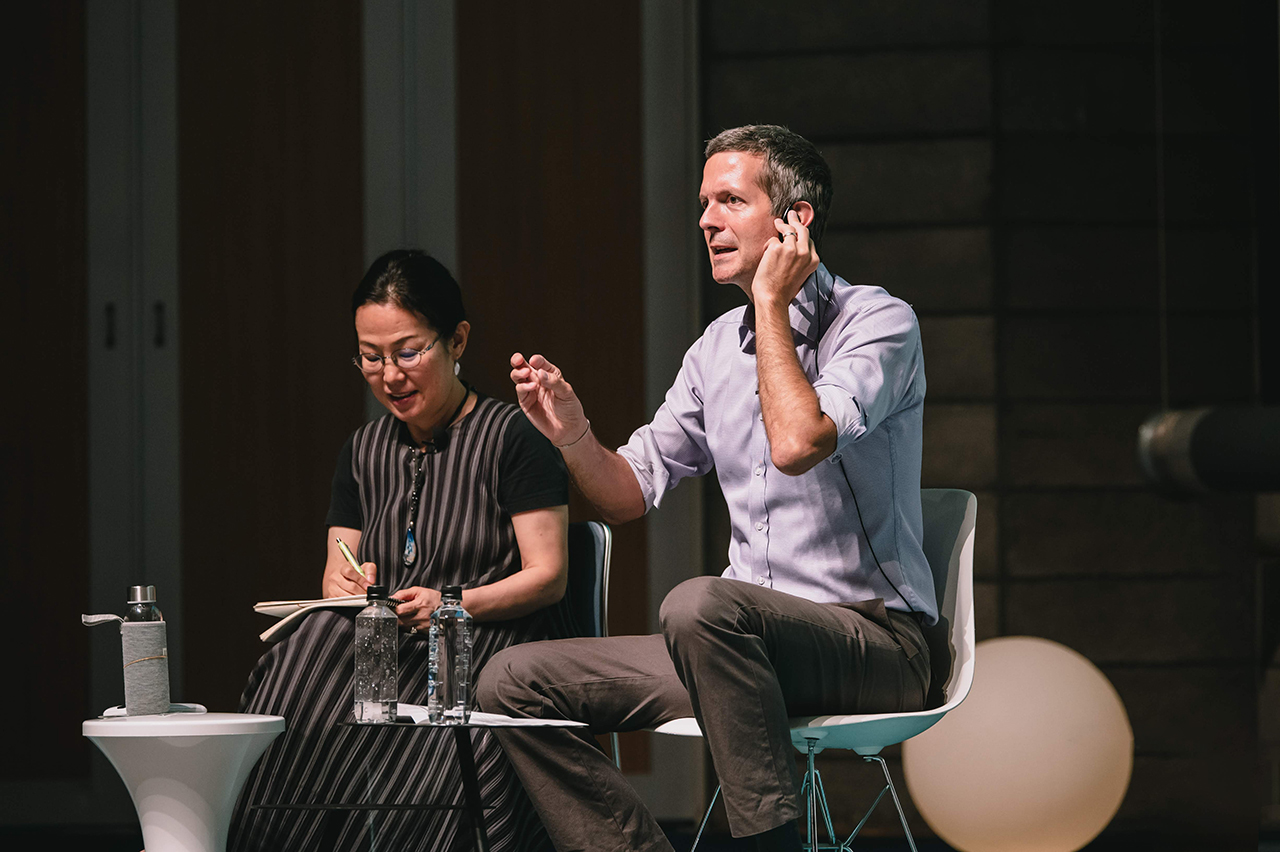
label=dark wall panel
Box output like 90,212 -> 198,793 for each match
701,0 -> 1262,843
822,228 -> 993,312
0,0 -> 89,781
706,51 -> 991,138
178,0 -> 365,711
704,0 -> 990,52
455,0 -> 648,767
992,3 -> 1259,843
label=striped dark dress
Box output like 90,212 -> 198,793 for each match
230,395 -> 566,852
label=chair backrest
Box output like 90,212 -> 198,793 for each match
918,489 -> 977,712
556,520 -> 613,640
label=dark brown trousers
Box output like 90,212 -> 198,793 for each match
475,576 -> 929,852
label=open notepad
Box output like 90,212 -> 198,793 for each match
253,595 -> 367,643
394,704 -> 586,727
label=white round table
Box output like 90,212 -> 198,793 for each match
84,712 -> 285,852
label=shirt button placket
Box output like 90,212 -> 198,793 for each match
749,407 -> 769,589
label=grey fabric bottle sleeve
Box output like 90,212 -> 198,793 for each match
121,621 -> 170,715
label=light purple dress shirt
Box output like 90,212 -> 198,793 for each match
618,264 -> 937,625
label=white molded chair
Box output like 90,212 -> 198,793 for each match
656,488 -> 977,852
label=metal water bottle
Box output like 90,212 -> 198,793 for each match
121,585 -> 170,715
428,585 -> 472,724
354,584 -> 399,723
125,585 -> 163,623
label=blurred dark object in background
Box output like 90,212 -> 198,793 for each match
1139,407 -> 1280,495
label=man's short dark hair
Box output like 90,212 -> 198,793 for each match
705,125 -> 834,248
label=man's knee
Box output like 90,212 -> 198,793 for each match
475,643 -> 540,716
659,576 -> 735,641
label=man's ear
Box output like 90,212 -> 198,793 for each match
790,200 -> 816,228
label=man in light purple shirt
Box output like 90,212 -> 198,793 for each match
478,125 -> 933,852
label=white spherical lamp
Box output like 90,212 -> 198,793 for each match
902,636 -> 1132,852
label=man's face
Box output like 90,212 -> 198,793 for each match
698,151 -> 779,293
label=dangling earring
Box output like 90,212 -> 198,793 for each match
453,361 -> 461,376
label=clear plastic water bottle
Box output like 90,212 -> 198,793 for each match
354,584 -> 399,723
428,585 -> 472,724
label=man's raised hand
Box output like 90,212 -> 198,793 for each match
510,352 -> 589,447
752,208 -> 820,308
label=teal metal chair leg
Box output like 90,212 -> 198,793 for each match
832,756 -> 918,852
843,776 -> 889,847
801,738 -> 849,852
687,784 -> 720,852
689,744 -> 919,852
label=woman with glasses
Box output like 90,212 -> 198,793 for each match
230,250 -> 568,852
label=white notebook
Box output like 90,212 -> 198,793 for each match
253,595 -> 367,643
395,704 -> 586,727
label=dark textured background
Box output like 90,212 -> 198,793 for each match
695,0 -> 1274,847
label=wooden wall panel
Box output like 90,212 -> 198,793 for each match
0,1 -> 89,780
456,0 -> 648,766
455,0 -> 646,631
178,0 -> 365,710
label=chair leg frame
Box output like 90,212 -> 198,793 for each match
850,755 -> 919,852
687,742 -> 919,852
690,784 -> 720,852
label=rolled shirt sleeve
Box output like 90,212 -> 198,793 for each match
813,297 -> 925,455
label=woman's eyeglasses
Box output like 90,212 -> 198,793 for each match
352,335 -> 440,374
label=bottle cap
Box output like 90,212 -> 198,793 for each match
128,585 -> 157,604
367,584 -> 389,600
441,585 -> 463,601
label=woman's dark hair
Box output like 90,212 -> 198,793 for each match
352,249 -> 466,335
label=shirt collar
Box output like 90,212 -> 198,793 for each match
739,263 -> 831,352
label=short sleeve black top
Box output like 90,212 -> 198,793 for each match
326,395 -> 568,531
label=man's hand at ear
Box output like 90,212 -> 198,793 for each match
751,207 -> 837,476
751,208 -> 819,309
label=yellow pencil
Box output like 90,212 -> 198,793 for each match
335,537 -> 367,579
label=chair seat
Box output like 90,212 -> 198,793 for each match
652,717 -> 702,737
788,712 -> 947,755
653,709 -> 949,757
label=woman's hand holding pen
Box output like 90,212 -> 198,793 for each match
324,535 -> 376,598
329,558 -> 376,597
392,586 -> 440,634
